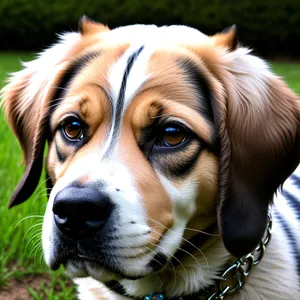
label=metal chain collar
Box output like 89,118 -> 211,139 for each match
145,214 -> 273,300
200,213 -> 272,300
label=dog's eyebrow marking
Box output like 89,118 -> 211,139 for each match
104,46 -> 144,156
48,51 -> 101,122
176,58 -> 219,153
176,58 -> 214,125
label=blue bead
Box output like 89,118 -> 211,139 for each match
145,293 -> 164,300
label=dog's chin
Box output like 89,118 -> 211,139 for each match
64,259 -> 119,282
48,250 -> 164,282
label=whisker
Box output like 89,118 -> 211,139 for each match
28,239 -> 43,262
148,218 -> 209,271
185,227 -> 219,236
150,229 -> 203,271
39,247 -> 46,268
25,230 -> 43,253
33,177 -> 52,193
40,202 -> 48,210
31,191 -> 50,207
33,243 -> 43,268
14,214 -> 44,228
23,221 -> 43,243
148,241 -> 189,280
143,246 -> 165,288
145,241 -> 176,292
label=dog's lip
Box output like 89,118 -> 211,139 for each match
49,239 -> 162,279
50,249 -> 149,280
49,251 -> 96,271
50,257 -> 66,271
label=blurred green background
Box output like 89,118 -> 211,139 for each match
0,0 -> 299,299
1,0 -> 300,57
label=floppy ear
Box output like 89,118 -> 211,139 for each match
1,17 -> 109,208
1,34 -> 80,208
211,29 -> 300,257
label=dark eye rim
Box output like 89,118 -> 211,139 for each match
157,123 -> 188,147
153,122 -> 193,152
59,115 -> 85,142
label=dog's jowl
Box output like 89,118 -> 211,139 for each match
2,17 -> 300,300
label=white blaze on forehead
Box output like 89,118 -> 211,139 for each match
102,24 -> 209,46
108,44 -> 151,109
104,44 -> 153,156
106,25 -> 210,104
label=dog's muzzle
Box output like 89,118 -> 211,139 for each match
53,186 -> 113,239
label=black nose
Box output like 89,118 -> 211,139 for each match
53,187 -> 112,239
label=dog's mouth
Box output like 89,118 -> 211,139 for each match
49,239 -> 168,280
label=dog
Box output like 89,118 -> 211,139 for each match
2,16 -> 300,299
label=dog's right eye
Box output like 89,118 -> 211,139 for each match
61,117 -> 83,141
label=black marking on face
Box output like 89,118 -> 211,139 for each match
147,252 -> 168,272
47,51 -> 101,141
55,143 -> 67,163
104,46 -> 144,156
177,58 -> 219,154
104,281 -> 128,296
149,140 -> 202,179
177,58 -> 214,125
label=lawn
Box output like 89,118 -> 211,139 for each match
0,52 -> 299,300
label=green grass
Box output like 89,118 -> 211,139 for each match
270,62 -> 300,93
0,53 -> 299,299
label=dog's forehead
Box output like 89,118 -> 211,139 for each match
50,24 -> 216,148
102,24 -> 210,46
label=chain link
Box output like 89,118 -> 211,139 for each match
204,214 -> 272,300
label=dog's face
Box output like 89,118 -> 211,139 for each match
2,18 -> 300,284
45,23 -> 220,280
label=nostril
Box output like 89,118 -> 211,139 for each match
54,214 -> 68,225
57,213 -> 67,220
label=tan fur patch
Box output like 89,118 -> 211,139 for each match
119,122 -> 174,246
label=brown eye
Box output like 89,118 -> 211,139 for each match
159,125 -> 187,147
62,117 -> 83,141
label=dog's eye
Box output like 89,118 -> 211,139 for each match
157,124 -> 187,147
62,117 -> 83,141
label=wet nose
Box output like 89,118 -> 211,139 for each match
52,187 -> 112,239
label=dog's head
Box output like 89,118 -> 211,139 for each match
2,18 -> 300,282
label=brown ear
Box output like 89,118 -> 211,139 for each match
78,15 -> 110,35
1,30 -> 85,208
2,62 -> 70,208
211,24 -> 238,51
216,49 -> 300,257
